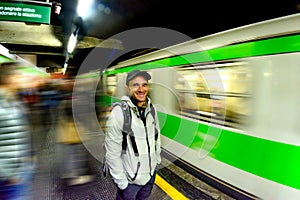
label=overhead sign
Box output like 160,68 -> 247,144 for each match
0,1 -> 51,24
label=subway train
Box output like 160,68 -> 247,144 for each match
86,13 -> 300,200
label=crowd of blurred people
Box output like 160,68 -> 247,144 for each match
0,62 -> 95,199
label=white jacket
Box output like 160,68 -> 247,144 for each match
105,96 -> 161,190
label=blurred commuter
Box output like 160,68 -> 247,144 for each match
0,62 -> 35,200
105,70 -> 161,200
29,79 -> 61,156
39,80 -> 61,133
55,78 -> 93,186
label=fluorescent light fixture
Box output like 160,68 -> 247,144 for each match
76,0 -> 94,19
67,32 -> 78,54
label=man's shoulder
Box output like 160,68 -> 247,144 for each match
110,102 -> 126,119
121,96 -> 130,101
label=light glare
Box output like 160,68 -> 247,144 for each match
77,0 -> 94,19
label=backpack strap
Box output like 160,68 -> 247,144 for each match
113,100 -> 139,156
150,103 -> 159,151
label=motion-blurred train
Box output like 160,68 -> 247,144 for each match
89,13 -> 300,200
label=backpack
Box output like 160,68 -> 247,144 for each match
102,100 -> 159,177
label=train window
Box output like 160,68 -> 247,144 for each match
106,75 -> 117,96
175,62 -> 251,129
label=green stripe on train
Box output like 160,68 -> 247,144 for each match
104,34 -> 300,75
0,55 -> 13,63
158,112 -> 300,190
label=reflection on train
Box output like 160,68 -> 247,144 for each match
94,13 -> 300,200
174,62 -> 251,129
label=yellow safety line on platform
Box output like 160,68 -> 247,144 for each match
155,174 -> 189,200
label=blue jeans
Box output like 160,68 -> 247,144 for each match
116,172 -> 156,200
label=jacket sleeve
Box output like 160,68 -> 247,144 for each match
104,106 -> 128,190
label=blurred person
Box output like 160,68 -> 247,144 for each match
55,78 -> 93,186
39,80 -> 61,132
104,70 -> 161,200
17,85 -> 42,155
0,62 -> 35,200
33,79 -> 62,157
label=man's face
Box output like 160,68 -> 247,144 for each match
127,75 -> 149,103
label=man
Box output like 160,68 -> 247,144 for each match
105,70 -> 161,200
0,62 -> 35,200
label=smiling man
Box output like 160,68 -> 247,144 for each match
105,70 -> 161,200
